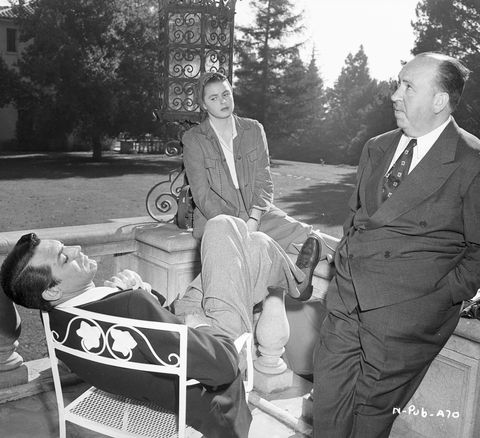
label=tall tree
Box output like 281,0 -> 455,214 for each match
276,49 -> 325,151
328,45 -> 371,119
111,1 -> 160,138
322,46 -> 396,164
412,0 -> 480,136
323,45 -> 372,162
344,80 -> 397,164
12,0 -> 159,159
234,0 -> 303,135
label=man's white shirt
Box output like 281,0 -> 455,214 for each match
57,286 -> 119,308
388,116 -> 452,174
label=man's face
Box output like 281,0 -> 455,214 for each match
203,80 -> 234,119
29,240 -> 97,298
391,56 -> 441,137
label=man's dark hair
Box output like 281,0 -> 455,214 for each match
419,52 -> 471,111
196,71 -> 230,109
0,233 -> 57,310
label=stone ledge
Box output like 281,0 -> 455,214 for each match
452,318 -> 480,344
136,224 -> 199,253
0,358 -> 81,404
0,216 -> 159,257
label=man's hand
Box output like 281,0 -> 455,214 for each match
104,269 -> 152,293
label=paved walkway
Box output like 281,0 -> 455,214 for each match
0,374 -> 313,438
0,380 -> 411,437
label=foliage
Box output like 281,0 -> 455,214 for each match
111,1 -> 160,138
234,0 -> 332,160
269,49 -> 326,156
412,0 -> 480,136
343,80 -> 397,164
234,0 -> 304,132
279,50 -> 325,140
0,57 -> 20,107
11,0 -> 159,158
319,46 -> 396,165
234,16 -> 398,166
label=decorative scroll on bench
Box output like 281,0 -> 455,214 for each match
145,167 -> 194,229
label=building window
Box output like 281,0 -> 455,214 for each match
6,28 -> 17,52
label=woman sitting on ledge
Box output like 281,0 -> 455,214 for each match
177,72 -> 336,375
182,72 -> 335,287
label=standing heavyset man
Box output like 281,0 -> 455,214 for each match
313,52 -> 480,437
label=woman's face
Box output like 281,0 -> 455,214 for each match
202,80 -> 234,119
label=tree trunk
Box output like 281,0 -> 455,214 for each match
92,135 -> 103,161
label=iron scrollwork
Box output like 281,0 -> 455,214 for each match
146,166 -> 188,223
146,0 -> 236,224
158,0 -> 237,121
52,316 -> 181,367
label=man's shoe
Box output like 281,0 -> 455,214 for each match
293,236 -> 321,301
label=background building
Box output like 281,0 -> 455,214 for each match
0,5 -> 30,146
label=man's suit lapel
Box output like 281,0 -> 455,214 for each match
368,121 -> 460,228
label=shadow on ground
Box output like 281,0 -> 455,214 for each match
0,152 -> 182,180
276,174 -> 356,230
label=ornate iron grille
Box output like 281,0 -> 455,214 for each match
147,0 -> 237,224
158,0 -> 237,121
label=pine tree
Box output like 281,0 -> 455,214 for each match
328,45 -> 371,118
412,0 -> 480,137
304,51 -> 326,122
234,0 -> 303,135
322,46 -> 396,164
277,49 -> 325,151
323,46 -> 372,159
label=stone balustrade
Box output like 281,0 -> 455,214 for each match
1,218 -> 480,437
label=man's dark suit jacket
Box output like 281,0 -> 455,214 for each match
48,288 -> 251,438
339,119 -> 480,310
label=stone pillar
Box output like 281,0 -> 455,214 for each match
0,285 -> 27,388
133,225 -> 201,306
254,286 -> 294,393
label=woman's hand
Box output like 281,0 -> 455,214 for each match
246,217 -> 259,232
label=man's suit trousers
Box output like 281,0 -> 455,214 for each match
313,266 -> 461,438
